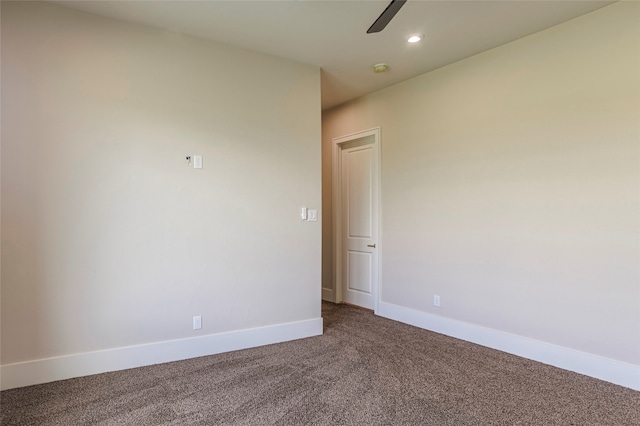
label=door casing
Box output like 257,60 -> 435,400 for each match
331,127 -> 381,312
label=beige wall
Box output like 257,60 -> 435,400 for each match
323,2 -> 639,365
1,2 -> 321,365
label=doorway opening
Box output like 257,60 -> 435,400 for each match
329,128 -> 380,311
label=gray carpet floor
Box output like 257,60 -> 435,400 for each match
1,302 -> 638,425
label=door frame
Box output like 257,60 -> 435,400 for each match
331,127 -> 381,313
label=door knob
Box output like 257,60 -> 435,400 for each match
367,243 -> 376,248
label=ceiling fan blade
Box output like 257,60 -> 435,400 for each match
367,0 -> 407,34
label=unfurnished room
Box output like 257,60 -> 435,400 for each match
1,0 -> 639,424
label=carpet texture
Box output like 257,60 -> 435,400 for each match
1,302 -> 638,425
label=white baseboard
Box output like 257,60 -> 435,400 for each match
377,301 -> 640,391
0,317 -> 323,391
322,287 -> 336,302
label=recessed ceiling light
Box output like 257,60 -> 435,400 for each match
407,34 -> 423,43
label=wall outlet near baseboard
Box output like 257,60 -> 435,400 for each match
433,295 -> 440,307
193,315 -> 202,330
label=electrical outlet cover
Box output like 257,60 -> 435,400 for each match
193,315 -> 202,330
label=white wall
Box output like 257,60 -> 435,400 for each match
1,1 -> 322,389
323,2 -> 639,387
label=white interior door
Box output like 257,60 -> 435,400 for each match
340,135 -> 378,310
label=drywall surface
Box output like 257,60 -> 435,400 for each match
2,1 -> 321,367
323,2 -> 639,366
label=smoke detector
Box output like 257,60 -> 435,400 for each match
373,63 -> 389,73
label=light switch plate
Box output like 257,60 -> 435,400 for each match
301,207 -> 308,220
308,209 -> 318,221
193,155 -> 203,169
